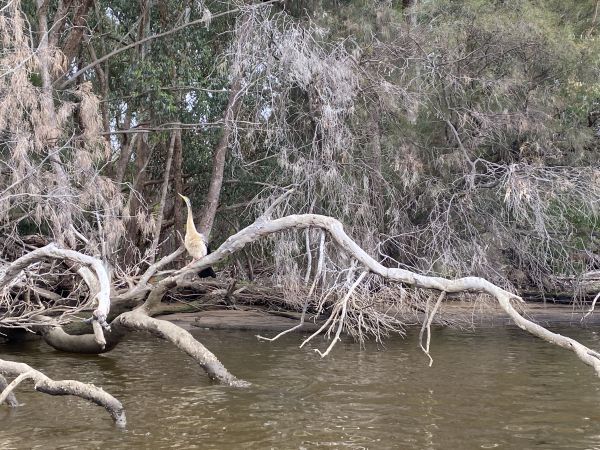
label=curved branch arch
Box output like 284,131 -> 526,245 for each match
153,213 -> 600,376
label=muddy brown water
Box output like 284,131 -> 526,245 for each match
2,325 -> 600,449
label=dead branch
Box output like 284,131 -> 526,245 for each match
114,310 -> 249,387
0,359 -> 125,426
419,291 -> 446,366
0,374 -> 19,407
314,271 -> 367,358
0,370 -> 34,405
0,244 -> 111,339
37,323 -> 125,354
144,213 -> 600,376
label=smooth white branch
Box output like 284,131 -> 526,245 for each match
155,213 -> 600,376
0,244 -> 112,344
0,359 -> 125,425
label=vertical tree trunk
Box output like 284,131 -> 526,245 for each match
147,131 -> 178,264
123,134 -> 153,263
111,117 -> 135,184
89,45 -> 111,141
173,130 -> 184,241
198,78 -> 243,238
61,0 -> 94,63
404,0 -> 419,124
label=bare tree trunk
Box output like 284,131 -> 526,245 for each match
61,0 -> 94,63
148,131 -> 178,264
173,130 -> 184,244
115,310 -> 248,386
198,78 -> 243,238
147,212 -> 600,378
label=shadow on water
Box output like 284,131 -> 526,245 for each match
2,326 -> 600,449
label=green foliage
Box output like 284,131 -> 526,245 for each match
16,0 -> 596,287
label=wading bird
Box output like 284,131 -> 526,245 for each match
178,193 -> 216,278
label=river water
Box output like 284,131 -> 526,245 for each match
2,325 -> 600,449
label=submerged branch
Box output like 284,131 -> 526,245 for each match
0,359 -> 125,425
114,310 -> 249,387
419,291 -> 446,366
0,374 -> 19,407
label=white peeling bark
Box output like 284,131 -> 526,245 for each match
0,359 -> 125,425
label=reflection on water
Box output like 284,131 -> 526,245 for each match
2,326 -> 600,449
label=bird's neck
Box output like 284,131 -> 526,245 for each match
185,204 -> 197,235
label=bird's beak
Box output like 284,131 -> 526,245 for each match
178,193 -> 186,201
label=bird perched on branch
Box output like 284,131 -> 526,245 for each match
178,193 -> 216,278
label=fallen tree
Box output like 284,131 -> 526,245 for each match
2,0 -> 599,429
3,208 -> 600,425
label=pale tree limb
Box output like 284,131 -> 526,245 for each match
76,266 -> 107,348
36,310 -> 248,386
308,230 -> 326,297
300,301 -> 340,350
583,291 -> 600,320
419,291 -> 446,366
255,300 -> 309,342
304,229 -> 312,284
0,359 -> 125,426
137,246 -> 185,289
0,371 -> 35,405
0,374 -> 19,407
147,213 -> 600,376
0,244 -> 111,338
114,310 -> 249,387
6,244 -> 248,387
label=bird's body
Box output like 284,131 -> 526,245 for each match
184,220 -> 208,260
178,194 -> 216,277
